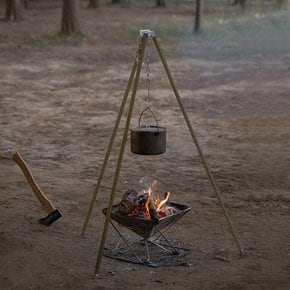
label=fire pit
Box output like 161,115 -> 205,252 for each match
102,181 -> 191,266
103,202 -> 190,240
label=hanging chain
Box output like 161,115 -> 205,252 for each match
146,38 -> 151,109
135,33 -> 152,109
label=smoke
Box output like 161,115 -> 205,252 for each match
180,9 -> 290,61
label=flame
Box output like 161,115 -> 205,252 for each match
156,191 -> 170,211
125,179 -> 177,220
144,188 -> 151,220
140,180 -> 171,219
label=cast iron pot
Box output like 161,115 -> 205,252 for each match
130,108 -> 166,155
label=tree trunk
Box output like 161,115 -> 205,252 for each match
61,0 -> 81,35
112,0 -> 122,3
88,0 -> 98,8
277,0 -> 288,8
5,0 -> 21,21
234,0 -> 246,8
156,0 -> 166,7
194,0 -> 203,34
22,0 -> 28,8
22,0 -> 33,8
239,0 -> 246,9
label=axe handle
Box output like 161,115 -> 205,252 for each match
13,152 -> 55,213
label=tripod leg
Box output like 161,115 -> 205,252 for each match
152,36 -> 243,255
81,58 -> 138,235
95,34 -> 148,274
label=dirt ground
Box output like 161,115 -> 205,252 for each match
1,2 -> 290,289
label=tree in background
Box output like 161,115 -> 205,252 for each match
277,0 -> 288,8
88,0 -> 98,8
5,0 -> 21,21
61,0 -> 81,35
156,0 -> 166,7
236,0 -> 246,9
112,0 -> 122,3
22,0 -> 33,8
194,0 -> 203,34
22,0 -> 29,8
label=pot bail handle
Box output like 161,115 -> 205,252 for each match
138,106 -> 159,130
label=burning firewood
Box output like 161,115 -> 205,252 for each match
118,189 -> 139,214
118,184 -> 178,222
148,203 -> 159,224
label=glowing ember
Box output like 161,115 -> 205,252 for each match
120,180 -> 178,220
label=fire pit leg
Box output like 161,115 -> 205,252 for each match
153,227 -> 180,255
150,240 -> 173,254
109,220 -> 143,264
145,241 -> 151,262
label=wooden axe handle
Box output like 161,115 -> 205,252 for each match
13,152 -> 55,213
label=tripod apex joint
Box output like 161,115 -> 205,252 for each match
140,29 -> 155,37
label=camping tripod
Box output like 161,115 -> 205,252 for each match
82,30 -> 243,274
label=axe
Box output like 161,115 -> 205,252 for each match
12,152 -> 62,226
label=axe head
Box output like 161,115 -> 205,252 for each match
38,209 -> 62,226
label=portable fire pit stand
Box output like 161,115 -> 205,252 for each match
82,30 -> 243,274
102,202 -> 191,267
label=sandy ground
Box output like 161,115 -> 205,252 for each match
0,2 -> 290,289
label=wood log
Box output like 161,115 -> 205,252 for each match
149,203 -> 159,224
118,189 -> 138,214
